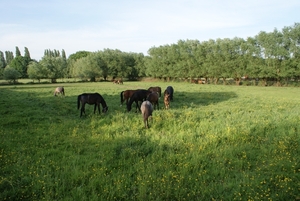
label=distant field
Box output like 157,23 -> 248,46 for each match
0,81 -> 299,200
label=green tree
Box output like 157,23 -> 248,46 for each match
5,51 -> 14,65
0,51 -> 6,68
24,47 -> 31,60
67,51 -> 91,78
40,53 -> 67,83
27,61 -> 46,82
3,66 -> 21,84
15,46 -> 21,57
9,56 -> 29,78
72,53 -> 105,81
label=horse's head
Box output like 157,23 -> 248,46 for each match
102,106 -> 109,113
127,103 -> 131,112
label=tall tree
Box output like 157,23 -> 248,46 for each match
5,51 -> 14,65
9,56 -> 29,78
15,46 -> 21,57
24,47 -> 31,60
61,49 -> 67,60
0,51 -> 6,68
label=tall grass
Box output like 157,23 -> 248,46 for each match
0,82 -> 299,200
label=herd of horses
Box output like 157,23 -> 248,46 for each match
54,85 -> 174,128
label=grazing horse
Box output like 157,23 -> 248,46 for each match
54,87 -> 64,96
147,92 -> 159,110
141,101 -> 153,129
77,93 -> 108,117
127,90 -> 152,112
164,86 -> 174,101
164,93 -> 170,109
148,86 -> 162,97
113,79 -> 123,84
120,90 -> 138,106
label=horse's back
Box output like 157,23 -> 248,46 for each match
54,86 -> 64,96
141,101 -> 153,115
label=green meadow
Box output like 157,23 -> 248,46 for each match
0,81 -> 299,200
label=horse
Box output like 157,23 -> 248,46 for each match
141,101 -> 153,129
164,93 -> 170,109
147,92 -> 159,110
120,89 -> 138,106
127,89 -> 152,112
164,86 -> 174,101
148,86 -> 162,97
77,93 -> 108,117
113,79 -> 123,84
54,87 -> 64,96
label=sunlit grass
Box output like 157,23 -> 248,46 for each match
0,82 -> 299,200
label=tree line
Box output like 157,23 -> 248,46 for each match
1,23 -> 299,86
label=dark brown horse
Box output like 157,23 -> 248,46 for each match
147,92 -> 159,110
54,87 -> 64,96
148,86 -> 162,97
164,86 -> 174,101
127,89 -> 152,112
120,90 -> 138,106
141,101 -> 153,129
164,93 -> 170,109
77,93 -> 108,117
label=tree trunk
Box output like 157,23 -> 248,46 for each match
235,77 -> 241,85
222,77 -> 227,85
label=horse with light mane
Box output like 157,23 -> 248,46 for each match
141,101 -> 153,129
54,87 -> 65,96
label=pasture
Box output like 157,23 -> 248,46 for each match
0,81 -> 299,200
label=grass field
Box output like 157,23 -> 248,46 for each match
0,81 -> 299,200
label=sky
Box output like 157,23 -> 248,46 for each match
1,0 -> 300,60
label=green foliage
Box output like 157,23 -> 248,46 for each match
72,53 -> 105,81
27,61 -> 47,82
9,56 -> 30,78
5,51 -> 14,66
15,46 -> 21,57
0,51 -> 6,68
24,47 -> 31,60
0,82 -> 299,200
3,66 -> 21,83
68,51 -> 91,61
40,50 -> 67,82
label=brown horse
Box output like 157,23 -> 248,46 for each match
164,93 -> 170,109
120,90 -> 138,106
141,101 -> 153,129
148,86 -> 162,97
164,86 -> 174,101
54,87 -> 64,96
127,90 -> 152,112
147,92 -> 159,110
77,93 -> 108,117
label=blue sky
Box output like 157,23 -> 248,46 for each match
1,0 -> 299,60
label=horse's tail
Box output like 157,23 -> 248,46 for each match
120,91 -> 124,105
77,95 -> 81,109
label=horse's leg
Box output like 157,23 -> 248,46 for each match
135,100 -> 141,113
97,103 -> 100,114
94,104 -> 97,114
80,104 -> 85,117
